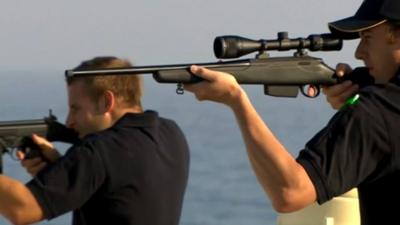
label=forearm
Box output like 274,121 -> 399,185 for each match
0,175 -> 43,225
229,90 -> 316,212
184,65 -> 316,210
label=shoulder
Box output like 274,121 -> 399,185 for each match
305,85 -> 394,147
159,116 -> 182,130
142,110 -> 186,135
63,131 -> 114,161
71,111 -> 187,155
78,129 -> 119,150
312,85 -> 394,152
76,113 -> 181,147
338,83 -> 400,119
358,83 -> 400,104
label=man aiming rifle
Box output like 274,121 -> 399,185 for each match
185,0 -> 400,224
0,56 -> 190,225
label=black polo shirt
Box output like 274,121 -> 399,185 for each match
297,78 -> 400,225
26,111 -> 190,225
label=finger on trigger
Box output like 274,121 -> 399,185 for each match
16,150 -> 25,160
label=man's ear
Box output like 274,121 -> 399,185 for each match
101,90 -> 115,113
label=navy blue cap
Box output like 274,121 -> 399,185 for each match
328,0 -> 400,39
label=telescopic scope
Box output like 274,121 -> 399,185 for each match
213,32 -> 343,59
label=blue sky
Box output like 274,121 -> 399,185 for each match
0,0 -> 362,70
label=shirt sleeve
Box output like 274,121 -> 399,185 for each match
297,96 -> 391,204
26,139 -> 106,219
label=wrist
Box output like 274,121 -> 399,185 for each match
227,86 -> 248,110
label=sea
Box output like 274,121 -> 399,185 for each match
0,69 -> 335,225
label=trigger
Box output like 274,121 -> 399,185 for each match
301,85 -> 320,98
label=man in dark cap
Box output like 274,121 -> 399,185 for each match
325,0 -> 400,108
184,0 -> 400,224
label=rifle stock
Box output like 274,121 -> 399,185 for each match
154,57 -> 336,85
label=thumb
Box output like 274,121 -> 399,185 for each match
16,150 -> 26,160
31,134 -> 61,162
190,65 -> 220,81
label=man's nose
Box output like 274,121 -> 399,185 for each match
354,41 -> 364,60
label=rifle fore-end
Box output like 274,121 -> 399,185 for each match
154,56 -> 336,85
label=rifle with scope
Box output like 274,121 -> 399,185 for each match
65,32 -> 374,97
0,111 -> 79,174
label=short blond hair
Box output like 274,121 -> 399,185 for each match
66,56 -> 143,108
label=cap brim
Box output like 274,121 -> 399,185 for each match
328,17 -> 387,40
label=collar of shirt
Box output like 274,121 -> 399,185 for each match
113,110 -> 159,128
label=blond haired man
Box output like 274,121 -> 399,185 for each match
1,56 -> 190,225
